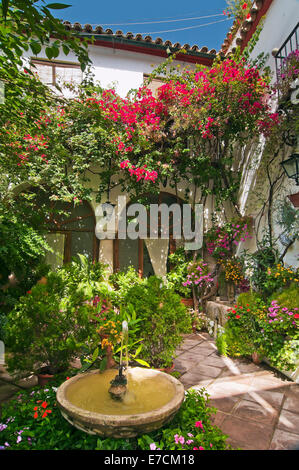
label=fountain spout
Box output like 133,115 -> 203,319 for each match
108,321 -> 129,401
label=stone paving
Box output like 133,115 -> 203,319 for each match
175,333 -> 299,450
1,332 -> 299,450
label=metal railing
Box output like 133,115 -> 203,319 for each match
274,22 -> 299,80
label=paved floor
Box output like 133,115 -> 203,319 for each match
175,333 -> 299,450
1,332 -> 299,450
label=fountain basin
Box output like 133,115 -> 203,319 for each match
56,367 -> 185,438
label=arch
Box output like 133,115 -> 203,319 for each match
113,192 -> 186,277
27,190 -> 99,265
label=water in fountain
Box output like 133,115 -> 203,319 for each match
65,319 -> 176,414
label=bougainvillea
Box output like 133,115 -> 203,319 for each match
1,53 -> 281,213
205,219 -> 252,260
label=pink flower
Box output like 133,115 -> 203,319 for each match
195,420 -> 204,430
174,434 -> 185,444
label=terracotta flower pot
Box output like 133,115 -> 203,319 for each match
157,362 -> 175,374
181,298 -> 194,308
252,352 -> 261,365
37,372 -> 54,387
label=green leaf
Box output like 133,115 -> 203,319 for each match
134,358 -> 150,368
92,347 -> 99,362
30,41 -> 42,56
45,3 -> 71,9
45,47 -> 53,60
99,356 -> 107,371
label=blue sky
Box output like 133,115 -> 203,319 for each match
51,0 -> 234,50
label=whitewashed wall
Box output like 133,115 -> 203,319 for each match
24,42 -> 195,98
249,0 -> 299,80
237,0 -> 299,269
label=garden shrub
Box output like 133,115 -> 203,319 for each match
223,304 -> 263,358
166,248 -> 192,298
236,291 -> 263,308
269,283 -> 299,311
109,266 -> 144,305
4,268 -> 102,375
222,299 -> 299,372
125,276 -> 192,368
0,378 -> 231,450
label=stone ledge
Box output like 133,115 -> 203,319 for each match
206,301 -> 232,327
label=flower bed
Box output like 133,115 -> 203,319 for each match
0,377 -> 231,450
215,291 -> 299,382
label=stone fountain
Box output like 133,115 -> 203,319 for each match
56,321 -> 184,438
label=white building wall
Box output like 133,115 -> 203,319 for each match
237,0 -> 299,269
249,0 -> 298,79
24,42 -> 195,98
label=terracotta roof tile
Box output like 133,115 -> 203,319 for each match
62,21 -> 218,57
221,0 -> 270,54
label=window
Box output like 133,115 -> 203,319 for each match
30,191 -> 99,266
31,59 -> 82,86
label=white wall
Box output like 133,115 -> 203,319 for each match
24,42 -> 196,98
250,0 -> 299,77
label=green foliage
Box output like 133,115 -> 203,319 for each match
3,258 -> 112,375
269,283 -> 299,311
0,211 -> 50,287
224,304 -> 263,357
166,247 -> 192,297
109,266 -> 143,305
215,328 -> 228,357
223,294 -> 299,372
236,291 -> 263,308
0,383 -> 230,450
263,265 -> 299,298
240,236 -> 279,296
124,276 -> 192,368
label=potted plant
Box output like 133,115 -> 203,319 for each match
166,248 -> 193,306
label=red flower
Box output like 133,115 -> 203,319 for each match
27,290 -> 32,294
236,315 -> 241,319
41,401 -> 48,409
34,406 -> 38,411
294,314 -> 299,319
242,3 -> 248,9
42,412 -> 48,418
33,412 -> 38,419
